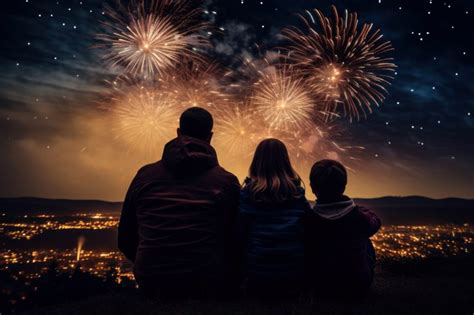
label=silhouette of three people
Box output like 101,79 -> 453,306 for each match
118,107 -> 381,299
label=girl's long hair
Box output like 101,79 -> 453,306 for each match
245,138 -> 303,203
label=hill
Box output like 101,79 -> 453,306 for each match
1,196 -> 474,224
21,255 -> 474,315
0,197 -> 122,214
355,196 -> 474,224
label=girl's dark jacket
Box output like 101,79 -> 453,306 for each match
238,180 -> 311,288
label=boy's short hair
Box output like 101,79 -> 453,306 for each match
309,159 -> 347,198
179,107 -> 213,140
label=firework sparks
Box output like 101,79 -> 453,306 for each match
214,103 -> 261,160
251,65 -> 315,131
282,5 -> 396,121
109,81 -> 180,153
97,0 -> 209,78
98,4 -> 393,168
158,61 -> 232,114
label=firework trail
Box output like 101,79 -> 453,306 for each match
97,0 -> 209,78
76,236 -> 85,262
282,5 -> 396,121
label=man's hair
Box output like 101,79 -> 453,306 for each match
179,107 -> 213,140
309,159 -> 347,199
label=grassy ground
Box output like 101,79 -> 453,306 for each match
23,256 -> 474,315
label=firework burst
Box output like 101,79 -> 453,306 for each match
109,81 -> 180,153
98,4 -> 393,169
282,5 -> 396,120
213,103 -> 262,160
251,65 -> 315,131
98,0 -> 209,78
158,61 -> 232,114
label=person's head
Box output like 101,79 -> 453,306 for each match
177,107 -> 213,142
309,159 -> 347,201
246,138 -> 302,203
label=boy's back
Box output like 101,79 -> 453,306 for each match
305,199 -> 381,294
305,159 -> 381,296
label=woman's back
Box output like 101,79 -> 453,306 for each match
237,139 -> 310,295
239,186 -> 308,283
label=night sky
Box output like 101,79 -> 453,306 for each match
0,0 -> 473,200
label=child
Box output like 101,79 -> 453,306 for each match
304,159 -> 381,297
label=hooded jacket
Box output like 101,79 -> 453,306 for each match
304,196 -> 381,294
118,136 -> 240,284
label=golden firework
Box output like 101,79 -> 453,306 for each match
282,5 -> 396,120
98,0 -> 209,78
158,61 -> 232,114
213,103 -> 261,160
251,65 -> 315,131
110,82 -> 180,153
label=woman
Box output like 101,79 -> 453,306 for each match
239,138 -> 310,297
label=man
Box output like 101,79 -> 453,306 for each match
118,107 -> 240,298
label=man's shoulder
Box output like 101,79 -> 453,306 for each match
133,160 -> 240,190
134,160 -> 163,178
210,165 -> 240,186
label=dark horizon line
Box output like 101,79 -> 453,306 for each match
1,195 -> 474,203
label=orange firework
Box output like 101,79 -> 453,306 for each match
282,5 -> 396,121
97,0 -> 209,78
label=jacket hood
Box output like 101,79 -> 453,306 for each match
162,136 -> 218,174
312,198 -> 356,220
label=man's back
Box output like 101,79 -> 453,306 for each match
118,136 -> 240,294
